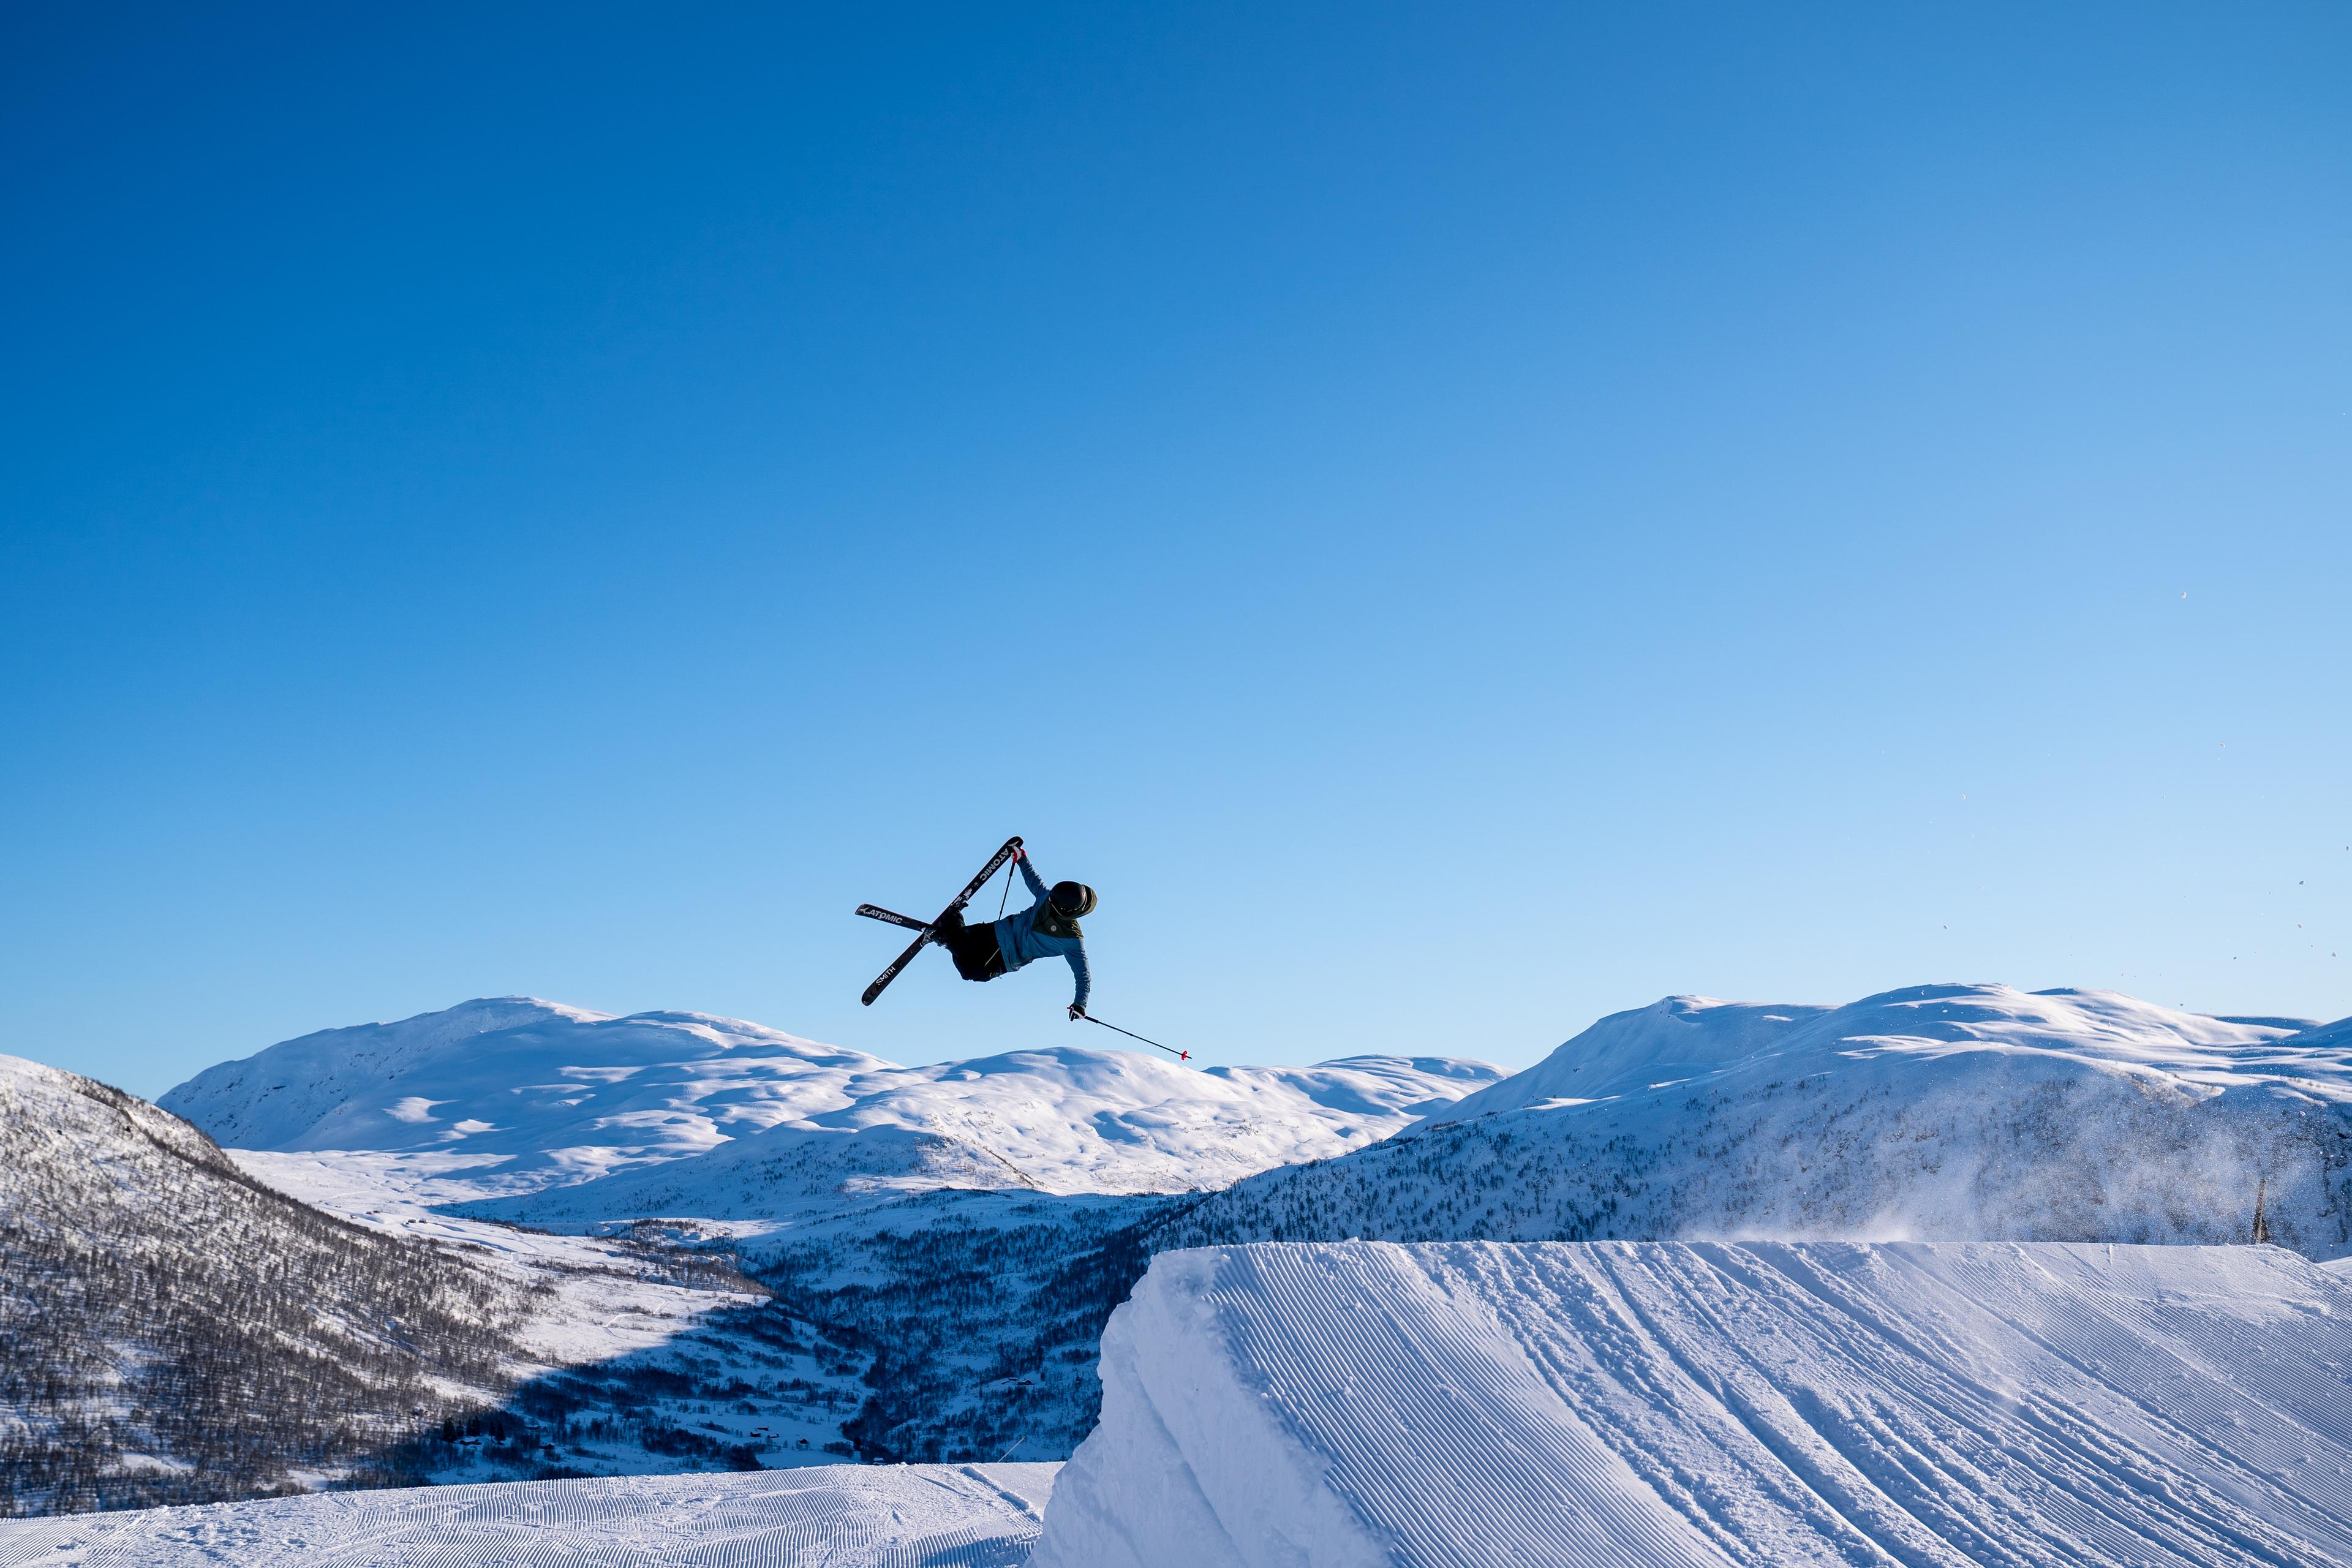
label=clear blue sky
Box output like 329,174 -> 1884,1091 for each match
5,4 -> 2347,1098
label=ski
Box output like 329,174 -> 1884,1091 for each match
855,904 -> 930,932
859,836 -> 1023,1007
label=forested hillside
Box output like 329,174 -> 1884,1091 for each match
0,1055 -> 529,1515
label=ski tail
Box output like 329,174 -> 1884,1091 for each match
855,905 -> 930,932
859,837 -> 1023,1007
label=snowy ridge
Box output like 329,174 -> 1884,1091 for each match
1175,983 -> 2352,1260
472,1047 -> 1504,1231
160,1000 -> 1501,1205
159,1003 -> 892,1194
803,1049 -> 1503,1196
0,1463 -> 1057,1566
99,980 -> 2352,1514
1035,1240 -> 2352,1567
1425,984 -> 2328,1126
157,997 -> 609,1149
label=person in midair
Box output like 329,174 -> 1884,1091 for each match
929,845 -> 1094,1019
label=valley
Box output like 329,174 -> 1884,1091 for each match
12,981 -> 2352,1526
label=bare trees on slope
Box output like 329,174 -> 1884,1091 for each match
0,1057 -> 530,1515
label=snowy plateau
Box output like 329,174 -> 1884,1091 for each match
7,981 -> 2352,1564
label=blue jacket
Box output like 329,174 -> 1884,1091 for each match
991,857 -> 1091,1010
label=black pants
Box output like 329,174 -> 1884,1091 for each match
935,911 -> 1008,982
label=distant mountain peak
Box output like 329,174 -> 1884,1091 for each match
1422,981 -> 2327,1130
157,999 -> 1504,1207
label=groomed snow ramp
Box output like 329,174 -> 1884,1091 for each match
1033,1240 -> 2352,1568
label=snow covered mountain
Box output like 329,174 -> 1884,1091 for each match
458,1123 -> 1038,1232
157,1001 -> 893,1194
112,981 -> 2352,1496
1,1046 -> 906,1515
160,999 -> 1503,1204
0,1053 -> 528,1514
1169,983 -> 2352,1257
798,980 -> 2352,1468
1421,984 -> 2336,1125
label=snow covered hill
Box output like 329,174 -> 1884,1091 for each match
459,1122 -> 1039,1234
0,1053 -> 528,1514
0,1048 -> 902,1515
1036,1240 -> 2352,1567
133,999 -> 1494,1487
1167,983 -> 2352,1259
160,999 -> 1501,1204
158,1001 -> 893,1194
1423,984 -> 2334,1125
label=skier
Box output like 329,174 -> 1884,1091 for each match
929,846 -> 1095,1019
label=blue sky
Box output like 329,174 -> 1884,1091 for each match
4,4 -> 2348,1097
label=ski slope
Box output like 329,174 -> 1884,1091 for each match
1035,1240 -> 2352,1568
161,998 -> 1500,1203
0,1463 -> 1058,1566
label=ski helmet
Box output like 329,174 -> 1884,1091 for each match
1050,881 -> 1097,918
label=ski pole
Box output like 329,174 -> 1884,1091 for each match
1079,1012 -> 1189,1061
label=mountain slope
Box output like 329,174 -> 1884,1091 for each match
1421,985 -> 2329,1125
161,1001 -> 1503,1203
1166,984 -> 2352,1257
0,1054 -> 529,1515
159,1002 -> 894,1194
804,1047 -> 1501,1195
141,1000 -> 1498,1482
462,1123 -> 1040,1232
136,982 -> 2352,1488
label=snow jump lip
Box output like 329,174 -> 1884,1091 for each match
1033,1238 -> 2352,1568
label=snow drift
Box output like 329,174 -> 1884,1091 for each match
1035,1239 -> 2352,1568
